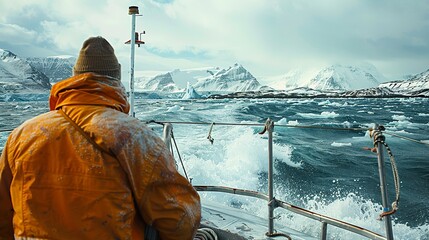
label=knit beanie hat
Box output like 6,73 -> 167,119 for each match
73,36 -> 121,80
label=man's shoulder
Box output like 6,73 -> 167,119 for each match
7,111 -> 63,143
90,109 -> 154,136
17,111 -> 61,130
89,109 -> 165,153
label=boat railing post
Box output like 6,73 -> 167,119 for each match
320,221 -> 328,240
162,123 -> 173,154
373,124 -> 394,240
266,118 -> 275,235
162,123 -> 178,170
128,6 -> 138,117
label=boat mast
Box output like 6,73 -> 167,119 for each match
127,6 -> 145,117
128,6 -> 138,117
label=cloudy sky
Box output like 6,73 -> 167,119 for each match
1,0 -> 428,80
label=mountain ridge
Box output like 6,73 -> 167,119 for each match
261,63 -> 387,91
135,63 -> 267,92
0,49 -> 51,93
1,49 -> 428,98
26,56 -> 76,83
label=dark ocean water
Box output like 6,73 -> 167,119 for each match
237,98 -> 429,226
1,97 -> 428,239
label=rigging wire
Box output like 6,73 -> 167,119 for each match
384,131 -> 429,146
143,120 -> 429,146
171,131 -> 189,181
0,129 -> 14,133
146,120 -> 370,131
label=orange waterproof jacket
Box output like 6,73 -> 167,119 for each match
0,73 -> 201,240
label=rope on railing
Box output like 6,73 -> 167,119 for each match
370,127 -> 400,220
194,228 -> 218,240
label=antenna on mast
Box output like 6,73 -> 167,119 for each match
126,6 -> 145,117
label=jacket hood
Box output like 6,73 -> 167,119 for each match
49,73 -> 130,113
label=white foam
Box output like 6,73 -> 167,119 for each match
276,118 -> 299,126
14,104 -> 33,110
298,111 -> 339,118
392,115 -> 411,121
318,100 -> 331,106
223,190 -> 429,240
292,193 -> 429,239
388,120 -> 418,130
342,121 -> 352,128
178,126 -> 301,191
321,111 -> 339,117
167,105 -> 184,112
331,142 -> 352,147
292,99 -> 314,105
395,130 -> 414,135
276,117 -> 288,125
288,120 -> 299,126
318,100 -> 351,107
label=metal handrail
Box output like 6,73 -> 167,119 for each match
159,120 -> 393,240
194,185 -> 269,201
194,185 -> 387,240
373,125 -> 394,239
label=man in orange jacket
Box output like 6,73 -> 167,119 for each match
0,36 -> 201,239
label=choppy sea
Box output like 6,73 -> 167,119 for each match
1,96 -> 428,239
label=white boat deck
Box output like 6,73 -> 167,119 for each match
201,199 -> 317,240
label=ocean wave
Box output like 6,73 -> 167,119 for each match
297,111 -> 339,118
331,142 -> 352,147
167,105 -> 184,112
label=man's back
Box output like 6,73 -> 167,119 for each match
0,71 -> 201,239
3,106 -> 136,239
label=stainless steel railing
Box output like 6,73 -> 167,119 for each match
158,120 -> 393,240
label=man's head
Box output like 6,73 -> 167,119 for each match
73,36 -> 121,80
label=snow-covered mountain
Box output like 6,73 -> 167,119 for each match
377,69 -> 429,96
307,64 -> 382,90
170,67 -> 217,89
379,69 -> 429,91
0,49 -> 51,93
192,63 -> 264,92
135,64 -> 266,92
261,63 -> 387,91
27,56 -> 76,83
260,68 -> 321,90
211,68 -> 429,99
138,72 -> 179,92
2,49 -> 427,98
